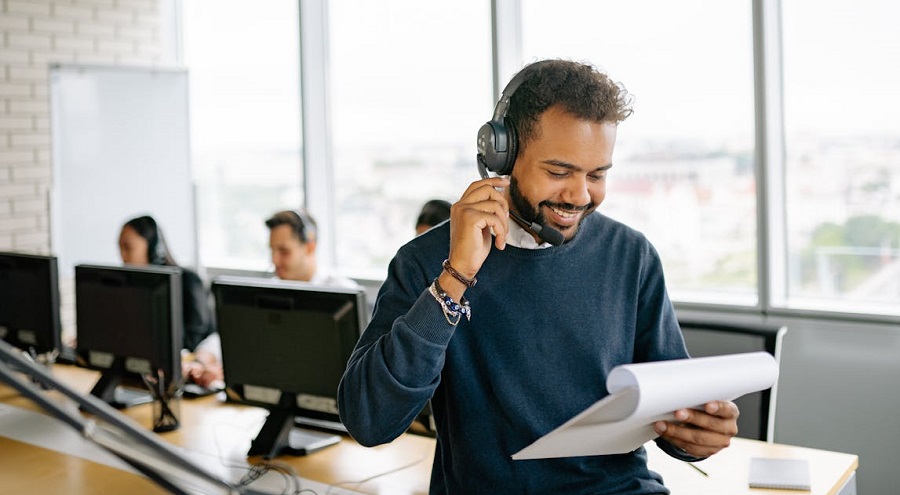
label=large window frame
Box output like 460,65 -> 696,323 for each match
273,0 -> 900,325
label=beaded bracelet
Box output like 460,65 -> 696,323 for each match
442,259 -> 477,287
429,277 -> 471,326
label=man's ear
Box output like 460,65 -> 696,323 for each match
305,240 -> 317,255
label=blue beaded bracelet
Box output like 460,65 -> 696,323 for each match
429,278 -> 471,326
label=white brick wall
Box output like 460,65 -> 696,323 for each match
1,0 -> 171,254
1,0 -> 175,340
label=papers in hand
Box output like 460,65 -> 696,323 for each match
512,352 -> 778,460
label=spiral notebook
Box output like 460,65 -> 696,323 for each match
748,457 -> 811,491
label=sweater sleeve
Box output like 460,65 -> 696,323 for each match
337,248 -> 454,447
632,240 -> 687,364
634,241 -> 710,462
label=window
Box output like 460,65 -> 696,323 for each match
182,0 -> 303,270
178,1 -> 900,319
781,0 -> 900,315
327,0 -> 493,278
520,1 -> 757,305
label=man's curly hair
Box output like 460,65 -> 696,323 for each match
507,59 -> 633,156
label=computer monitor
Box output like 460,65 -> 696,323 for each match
678,318 -> 786,442
211,276 -> 368,458
74,263 -> 183,410
0,252 -> 62,357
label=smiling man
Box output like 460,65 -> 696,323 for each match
264,209 -> 358,287
338,59 -> 739,495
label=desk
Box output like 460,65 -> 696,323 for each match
1,365 -> 858,495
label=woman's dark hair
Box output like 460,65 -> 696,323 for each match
416,199 -> 452,230
123,215 -> 176,266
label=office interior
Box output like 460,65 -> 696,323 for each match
1,1 -> 896,493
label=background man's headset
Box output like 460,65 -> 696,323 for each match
289,209 -> 316,243
476,61 -> 565,246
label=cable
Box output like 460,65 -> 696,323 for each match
209,420 -> 318,495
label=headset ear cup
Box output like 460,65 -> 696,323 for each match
499,117 -> 518,176
154,241 -> 168,265
476,121 -> 502,173
148,223 -> 169,265
148,237 -> 167,265
477,120 -> 513,175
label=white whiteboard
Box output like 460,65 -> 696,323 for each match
50,65 -> 195,276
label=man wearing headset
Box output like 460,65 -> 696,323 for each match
187,208 -> 358,388
337,59 -> 739,494
264,209 -> 358,287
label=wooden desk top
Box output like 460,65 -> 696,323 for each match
1,364 -> 857,495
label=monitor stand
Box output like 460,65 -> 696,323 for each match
248,392 -> 340,459
88,362 -> 154,409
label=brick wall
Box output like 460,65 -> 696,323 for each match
1,0 -> 170,253
1,0 -> 174,339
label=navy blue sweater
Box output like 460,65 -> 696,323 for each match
338,212 -> 690,494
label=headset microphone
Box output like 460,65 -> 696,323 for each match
508,209 -> 565,247
477,158 -> 565,247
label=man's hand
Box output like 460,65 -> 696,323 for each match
654,400 -> 740,458
442,176 -> 510,299
182,354 -> 224,388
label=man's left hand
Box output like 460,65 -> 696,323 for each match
653,400 -> 740,458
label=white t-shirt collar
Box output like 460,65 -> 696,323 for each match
505,219 -> 553,250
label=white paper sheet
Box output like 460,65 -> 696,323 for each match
512,351 -> 778,459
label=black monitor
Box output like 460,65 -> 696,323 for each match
211,276 -> 368,458
0,252 -> 62,357
678,318 -> 786,442
74,263 -> 183,412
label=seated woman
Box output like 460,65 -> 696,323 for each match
118,215 -> 222,388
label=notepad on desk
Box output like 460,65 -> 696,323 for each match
748,457 -> 811,491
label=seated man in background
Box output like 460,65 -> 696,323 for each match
186,208 -> 359,388
265,209 -> 359,288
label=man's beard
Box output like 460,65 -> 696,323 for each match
508,176 -> 594,243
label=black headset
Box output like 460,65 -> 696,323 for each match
290,209 -> 316,243
476,60 -> 553,177
144,217 -> 170,265
474,61 -> 566,247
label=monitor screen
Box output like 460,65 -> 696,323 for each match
211,276 -> 368,458
0,252 -> 62,356
74,263 -> 183,408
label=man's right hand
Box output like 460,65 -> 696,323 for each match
441,176 -> 510,300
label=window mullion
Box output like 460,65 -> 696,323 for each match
753,0 -> 787,312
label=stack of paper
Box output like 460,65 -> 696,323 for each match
512,352 -> 779,459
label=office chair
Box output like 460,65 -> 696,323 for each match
677,318 -> 787,443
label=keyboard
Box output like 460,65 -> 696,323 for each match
182,382 -> 224,399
